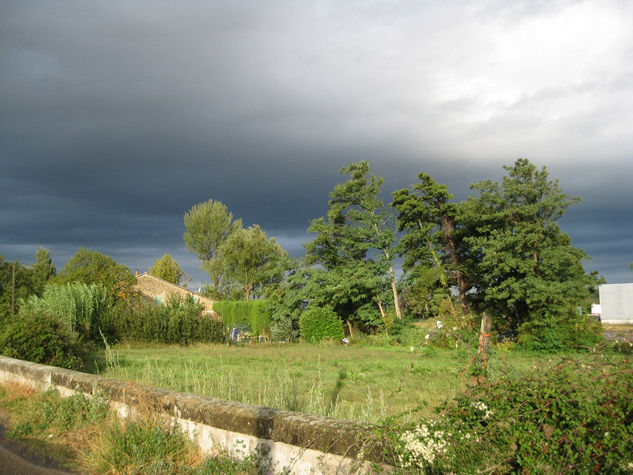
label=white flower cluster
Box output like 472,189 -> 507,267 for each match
399,422 -> 447,467
471,400 -> 494,419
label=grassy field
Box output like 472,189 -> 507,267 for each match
94,341 -> 583,422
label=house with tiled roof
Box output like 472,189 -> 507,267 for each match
134,272 -> 220,320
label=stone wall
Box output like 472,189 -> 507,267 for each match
0,356 -> 384,474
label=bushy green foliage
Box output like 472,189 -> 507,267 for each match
392,172 -> 471,317
104,295 -> 224,345
465,159 -> 589,335
201,447 -> 265,474
382,356 -> 633,473
30,247 -> 56,293
303,162 -> 399,330
0,256 -> 35,318
20,282 -> 109,340
0,310 -> 84,369
518,312 -> 602,351
56,248 -> 134,299
299,306 -> 344,343
148,254 -> 186,285
213,299 -> 271,336
219,225 -> 289,300
184,199 -> 243,298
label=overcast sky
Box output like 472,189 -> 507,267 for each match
1,0 -> 632,288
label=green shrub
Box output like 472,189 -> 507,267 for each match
270,314 -> 297,342
383,356 -> 633,473
609,339 -> 633,354
0,310 -> 84,369
214,300 -> 271,336
166,295 -> 199,345
299,306 -> 344,343
19,282 -> 109,340
101,295 -> 224,345
194,313 -> 225,343
519,312 -> 602,351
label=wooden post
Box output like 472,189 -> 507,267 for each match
478,313 -> 492,355
476,312 -> 492,381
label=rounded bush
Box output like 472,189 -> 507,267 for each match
299,307 -> 344,343
0,310 -> 84,369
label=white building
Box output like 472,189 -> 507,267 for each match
599,283 -> 633,324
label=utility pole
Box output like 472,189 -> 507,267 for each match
11,263 -> 16,316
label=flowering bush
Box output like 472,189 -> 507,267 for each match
378,355 -> 633,473
396,421 -> 447,469
434,356 -> 633,473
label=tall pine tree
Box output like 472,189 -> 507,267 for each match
305,162 -> 401,331
464,158 -> 588,334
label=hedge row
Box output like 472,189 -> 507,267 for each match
212,300 -> 270,336
102,295 -> 224,345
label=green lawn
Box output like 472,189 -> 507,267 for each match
94,342 -> 578,422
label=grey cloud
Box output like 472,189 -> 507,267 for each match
1,0 -> 632,285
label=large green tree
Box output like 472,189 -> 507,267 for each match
464,158 -> 589,334
31,247 -> 56,294
183,200 -> 242,298
392,173 -> 471,317
0,256 -> 35,318
219,225 -> 289,301
148,254 -> 187,285
304,161 -> 400,330
56,248 -> 134,299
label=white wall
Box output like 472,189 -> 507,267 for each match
599,284 -> 633,324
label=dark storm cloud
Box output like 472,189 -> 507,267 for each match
2,1 -> 633,285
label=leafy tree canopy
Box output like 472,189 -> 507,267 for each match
392,173 -> 471,317
56,248 -> 134,300
148,254 -> 187,285
0,256 -> 35,318
183,199 -> 242,297
464,158 -> 588,333
303,161 -> 399,328
31,247 -> 56,294
220,225 -> 289,301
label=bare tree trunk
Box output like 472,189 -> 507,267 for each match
346,320 -> 354,338
245,286 -> 251,301
373,222 -> 402,319
376,295 -> 386,319
389,268 -> 402,319
383,252 -> 402,319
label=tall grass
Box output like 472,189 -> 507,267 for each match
96,342 -> 598,423
97,343 -> 489,422
0,384 -> 260,473
20,282 -> 108,337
